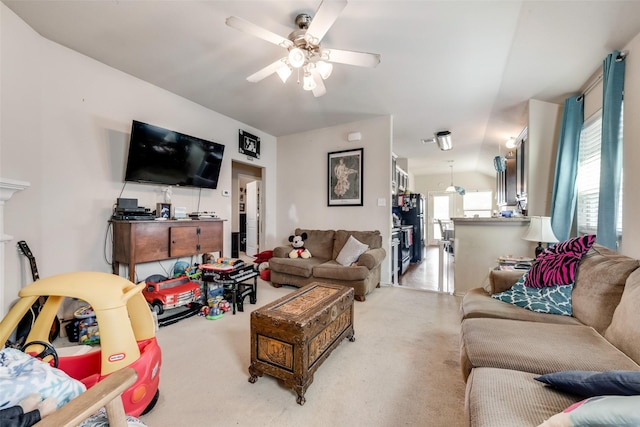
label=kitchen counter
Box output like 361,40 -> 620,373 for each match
452,217 -> 530,224
452,217 -> 535,295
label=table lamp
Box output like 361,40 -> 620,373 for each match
523,216 -> 559,257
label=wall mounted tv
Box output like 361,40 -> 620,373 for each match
124,120 -> 225,189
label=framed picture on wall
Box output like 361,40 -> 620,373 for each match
328,148 -> 363,206
239,130 -> 260,159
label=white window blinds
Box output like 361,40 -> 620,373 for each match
576,110 -> 623,236
576,114 -> 601,235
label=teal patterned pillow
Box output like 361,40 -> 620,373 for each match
492,272 -> 573,316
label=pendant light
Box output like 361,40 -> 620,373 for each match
446,162 -> 456,193
446,161 -> 466,195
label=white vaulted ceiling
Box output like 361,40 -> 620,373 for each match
4,0 -> 640,175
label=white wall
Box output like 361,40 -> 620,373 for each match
620,32 -> 640,258
276,116 -> 393,285
526,99 -> 563,216
413,171 -> 495,196
0,5 -> 277,314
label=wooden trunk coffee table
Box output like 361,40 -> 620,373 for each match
248,282 -> 355,405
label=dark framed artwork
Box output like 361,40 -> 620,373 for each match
328,148 -> 363,206
239,130 -> 260,159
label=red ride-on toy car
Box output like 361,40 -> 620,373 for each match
0,272 -> 161,417
142,275 -> 202,315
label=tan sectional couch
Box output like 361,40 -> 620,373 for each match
268,228 -> 386,301
459,244 -> 640,426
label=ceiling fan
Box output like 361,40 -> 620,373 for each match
226,0 -> 381,97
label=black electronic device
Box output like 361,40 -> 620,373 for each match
112,213 -> 155,221
124,120 -> 225,189
116,206 -> 147,214
117,198 -> 138,210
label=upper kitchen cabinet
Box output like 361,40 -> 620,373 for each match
392,153 -> 409,206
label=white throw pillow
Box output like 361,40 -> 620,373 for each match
336,235 -> 369,266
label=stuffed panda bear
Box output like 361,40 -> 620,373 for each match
289,233 -> 312,259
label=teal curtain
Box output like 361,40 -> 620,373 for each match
597,50 -> 625,250
550,95 -> 584,241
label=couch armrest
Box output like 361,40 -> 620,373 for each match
273,246 -> 291,258
357,248 -> 386,270
485,269 -> 525,294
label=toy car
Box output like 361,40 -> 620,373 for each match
0,272 -> 161,417
142,275 -> 202,315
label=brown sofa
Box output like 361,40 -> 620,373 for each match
268,228 -> 386,301
459,244 -> 640,426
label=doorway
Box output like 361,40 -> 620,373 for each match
232,161 -> 264,259
427,192 -> 456,246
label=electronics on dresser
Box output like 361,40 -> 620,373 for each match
117,198 -> 138,210
174,207 -> 187,219
124,120 -> 225,190
113,197 -> 155,220
112,213 -> 155,221
189,211 -> 218,219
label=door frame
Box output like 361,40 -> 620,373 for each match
427,191 -> 456,246
233,162 -> 265,258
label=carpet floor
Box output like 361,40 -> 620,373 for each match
140,281 -> 466,426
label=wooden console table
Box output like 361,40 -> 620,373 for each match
111,219 -> 224,282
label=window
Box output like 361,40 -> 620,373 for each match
576,114 -> 601,234
463,191 -> 492,218
576,111 -> 623,236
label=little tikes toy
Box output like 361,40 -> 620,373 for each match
288,233 -> 311,259
0,272 -> 161,417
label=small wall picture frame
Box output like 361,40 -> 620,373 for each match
239,130 -> 260,159
157,203 -> 171,219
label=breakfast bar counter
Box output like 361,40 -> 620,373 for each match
452,217 -> 535,295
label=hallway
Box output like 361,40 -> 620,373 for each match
397,245 -> 454,293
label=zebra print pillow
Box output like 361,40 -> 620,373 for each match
524,235 -> 596,288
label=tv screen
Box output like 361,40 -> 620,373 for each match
124,120 -> 225,189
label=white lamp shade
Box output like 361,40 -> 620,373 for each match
316,60 -> 333,79
288,48 -> 305,68
523,216 -> 559,243
276,65 -> 292,83
302,73 -> 316,91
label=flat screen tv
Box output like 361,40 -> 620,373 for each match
124,120 -> 225,189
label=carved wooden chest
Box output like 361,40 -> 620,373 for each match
248,282 -> 355,405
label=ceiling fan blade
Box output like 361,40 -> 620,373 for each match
305,0 -> 347,45
321,48 -> 381,68
311,73 -> 327,97
247,58 -> 288,83
226,16 -> 292,49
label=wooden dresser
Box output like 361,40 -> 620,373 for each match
111,219 -> 224,282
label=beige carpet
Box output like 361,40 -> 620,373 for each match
140,281 -> 466,427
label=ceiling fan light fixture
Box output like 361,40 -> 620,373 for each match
303,73 -> 317,91
288,48 -> 306,68
316,60 -> 333,79
276,65 -> 292,83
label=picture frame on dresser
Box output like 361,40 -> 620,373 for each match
328,148 -> 363,206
